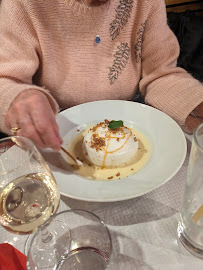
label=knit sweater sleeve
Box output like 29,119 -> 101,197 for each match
139,0 -> 203,127
0,0 -> 59,134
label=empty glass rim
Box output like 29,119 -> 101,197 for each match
0,136 -> 35,176
26,209 -> 113,268
194,123 -> 203,151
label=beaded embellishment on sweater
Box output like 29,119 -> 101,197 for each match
134,22 -> 146,63
108,42 -> 130,84
110,0 -> 133,40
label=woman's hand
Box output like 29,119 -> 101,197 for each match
5,89 -> 62,151
185,102 -> 203,134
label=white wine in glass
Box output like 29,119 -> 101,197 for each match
0,136 -> 60,234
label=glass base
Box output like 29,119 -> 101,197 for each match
178,223 -> 203,259
56,247 -> 108,270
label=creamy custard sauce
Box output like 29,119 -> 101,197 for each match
64,127 -> 150,181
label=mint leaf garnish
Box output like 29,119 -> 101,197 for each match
108,120 -> 123,129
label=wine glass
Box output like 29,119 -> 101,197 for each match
0,136 -> 60,234
26,209 -> 112,270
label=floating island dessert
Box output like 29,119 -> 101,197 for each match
82,120 -> 138,168
64,120 -> 150,180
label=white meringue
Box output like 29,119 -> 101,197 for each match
82,121 -> 138,168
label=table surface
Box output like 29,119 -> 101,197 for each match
1,137 -> 203,270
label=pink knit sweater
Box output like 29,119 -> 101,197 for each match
0,0 -> 202,133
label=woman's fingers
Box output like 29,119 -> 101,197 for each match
17,113 -> 46,149
5,90 -> 62,151
193,102 -> 203,118
31,99 -> 61,151
185,115 -> 203,134
7,95 -> 46,148
185,103 -> 203,134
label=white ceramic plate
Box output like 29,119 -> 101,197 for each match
45,100 -> 187,202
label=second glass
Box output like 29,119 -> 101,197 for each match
27,209 -> 112,270
0,136 -> 60,234
178,123 -> 203,258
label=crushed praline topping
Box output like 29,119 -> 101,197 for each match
90,134 -> 106,151
89,120 -> 128,152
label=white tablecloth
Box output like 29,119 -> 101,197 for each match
1,138 -> 203,270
